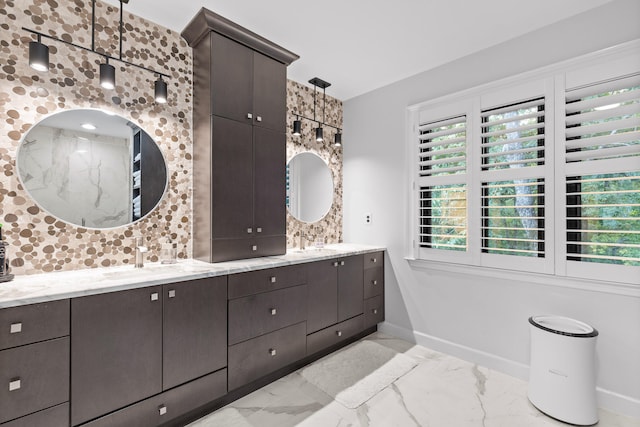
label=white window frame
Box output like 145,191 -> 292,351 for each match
407,40 -> 640,288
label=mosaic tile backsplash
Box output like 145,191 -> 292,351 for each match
0,0 -> 343,275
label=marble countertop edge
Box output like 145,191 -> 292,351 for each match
0,243 -> 385,308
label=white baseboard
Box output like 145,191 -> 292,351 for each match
378,321 -> 640,419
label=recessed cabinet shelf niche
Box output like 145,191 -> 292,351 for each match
182,8 -> 299,262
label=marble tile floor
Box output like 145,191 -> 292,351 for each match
189,333 -> 640,427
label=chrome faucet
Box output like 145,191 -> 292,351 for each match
299,232 -> 306,250
134,237 -> 148,268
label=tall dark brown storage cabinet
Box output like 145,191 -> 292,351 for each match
182,9 -> 299,262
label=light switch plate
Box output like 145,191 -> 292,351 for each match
365,213 -> 372,224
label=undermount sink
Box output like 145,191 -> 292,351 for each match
101,264 -> 183,280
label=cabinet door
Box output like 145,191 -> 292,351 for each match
254,126 -> 285,237
253,52 -> 286,131
210,32 -> 253,123
71,287 -> 163,426
163,277 -> 227,390
307,259 -> 338,334
337,255 -> 364,322
211,116 -> 254,239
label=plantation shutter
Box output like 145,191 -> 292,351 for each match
417,115 -> 467,252
480,98 -> 546,259
564,74 -> 640,267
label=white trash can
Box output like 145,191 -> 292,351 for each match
528,315 -> 599,426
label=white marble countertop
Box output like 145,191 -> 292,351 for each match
0,243 -> 385,308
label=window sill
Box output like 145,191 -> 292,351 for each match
406,257 -> 640,297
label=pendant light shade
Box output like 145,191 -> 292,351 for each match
315,127 -> 324,142
292,119 -> 301,136
100,60 -> 116,90
154,77 -> 167,103
334,131 -> 342,147
29,38 -> 49,72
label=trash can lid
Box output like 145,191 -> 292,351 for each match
529,315 -> 598,337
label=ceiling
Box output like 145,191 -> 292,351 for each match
105,0 -> 613,100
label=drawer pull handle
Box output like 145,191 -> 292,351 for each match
252,245 -> 258,251
372,309 -> 379,315
247,227 -> 253,234
9,378 -> 21,392
256,115 -> 263,122
168,290 -> 176,298
270,276 -> 276,283
269,348 -> 277,356
257,227 -> 263,233
158,405 -> 167,416
372,258 -> 377,263
247,113 -> 253,119
151,293 -> 159,301
270,308 -> 277,316
336,331 -> 342,337
372,280 -> 378,285
10,322 -> 22,334
340,261 -> 345,266
333,262 -> 339,267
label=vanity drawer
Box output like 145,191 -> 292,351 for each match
229,284 -> 307,345
0,403 -> 68,427
82,369 -> 227,427
363,251 -> 384,270
363,266 -> 384,299
0,337 -> 70,424
307,315 -> 364,356
228,263 -> 307,299
211,235 -> 286,263
228,322 -> 306,391
364,295 -> 385,329
0,300 -> 69,350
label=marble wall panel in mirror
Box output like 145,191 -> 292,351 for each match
286,152 -> 334,223
17,109 -> 168,229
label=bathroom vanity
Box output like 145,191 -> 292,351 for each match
0,244 -> 385,427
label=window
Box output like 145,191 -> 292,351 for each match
409,49 -> 640,284
564,75 -> 640,268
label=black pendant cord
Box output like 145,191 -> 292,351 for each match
119,0 -> 123,60
91,0 -> 95,51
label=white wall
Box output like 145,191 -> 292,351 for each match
343,0 -> 640,417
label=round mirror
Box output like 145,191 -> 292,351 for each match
17,109 -> 168,229
286,152 -> 334,223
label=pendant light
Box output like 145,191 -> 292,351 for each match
290,77 -> 342,146
28,35 -> 49,72
100,58 -> 116,89
154,76 -> 168,103
22,0 -> 170,104
292,117 -> 302,136
334,130 -> 342,147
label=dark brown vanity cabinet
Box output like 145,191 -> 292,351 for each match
363,252 -> 385,328
71,277 -> 227,426
0,300 -> 70,426
183,8 -> 298,263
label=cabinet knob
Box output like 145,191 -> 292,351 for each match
10,322 -> 22,334
158,405 -> 167,416
270,276 -> 277,283
247,227 -> 253,234
252,245 -> 258,251
336,330 -> 342,337
257,227 -> 263,233
270,308 -> 277,316
340,261 -> 345,266
168,289 -> 176,298
9,378 -> 21,392
372,258 -> 377,263
372,309 -> 378,315
150,293 -> 159,301
247,113 -> 253,119
372,280 -> 378,285
268,348 -> 277,356
256,115 -> 262,122
333,262 -> 339,267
